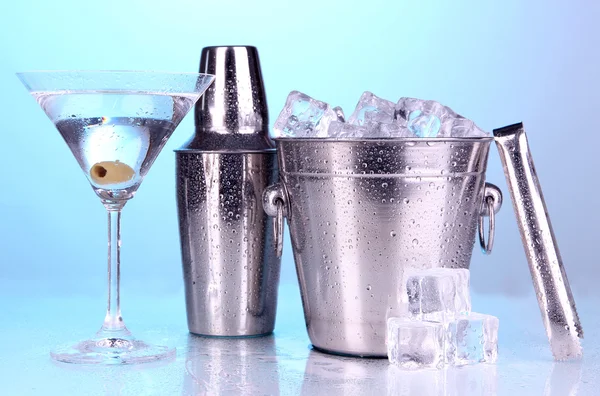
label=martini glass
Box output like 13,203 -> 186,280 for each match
17,70 -> 214,364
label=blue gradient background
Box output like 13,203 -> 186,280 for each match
0,0 -> 598,304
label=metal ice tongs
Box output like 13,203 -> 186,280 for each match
494,123 -> 583,360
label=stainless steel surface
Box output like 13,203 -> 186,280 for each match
177,152 -> 280,336
264,138 -> 501,356
494,122 -> 583,360
274,200 -> 284,259
176,45 -> 281,337
478,195 -> 496,255
479,183 -> 502,255
481,182 -> 503,217
263,183 -> 287,259
183,45 -> 274,151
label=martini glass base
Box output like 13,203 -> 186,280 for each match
50,329 -> 175,365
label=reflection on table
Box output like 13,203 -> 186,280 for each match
181,334 -> 504,396
183,334 -> 280,395
303,349 -> 498,396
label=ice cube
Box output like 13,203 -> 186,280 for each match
387,318 -> 445,370
332,106 -> 345,122
348,92 -> 396,126
380,122 -> 416,138
395,97 -> 488,138
446,312 -> 499,366
273,91 -> 337,138
327,121 -> 369,138
396,97 -> 456,124
446,117 -> 488,138
328,120 -> 415,139
403,268 -> 471,322
407,112 -> 441,138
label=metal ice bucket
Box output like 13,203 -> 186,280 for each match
263,137 -> 502,357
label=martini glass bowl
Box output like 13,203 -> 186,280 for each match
17,70 -> 214,364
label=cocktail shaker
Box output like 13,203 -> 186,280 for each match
176,46 -> 281,337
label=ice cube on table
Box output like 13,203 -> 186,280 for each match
387,318 -> 445,369
347,91 -> 396,126
332,106 -> 345,122
446,312 -> 499,366
273,91 -> 337,138
403,268 -> 471,322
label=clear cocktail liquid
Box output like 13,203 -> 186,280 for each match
33,91 -> 196,199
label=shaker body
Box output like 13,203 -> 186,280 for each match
177,150 -> 280,336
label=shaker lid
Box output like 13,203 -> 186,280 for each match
493,123 -> 582,360
179,45 -> 275,152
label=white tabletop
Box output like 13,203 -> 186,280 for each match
2,281 -> 598,396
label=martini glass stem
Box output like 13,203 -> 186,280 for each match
102,202 -> 126,332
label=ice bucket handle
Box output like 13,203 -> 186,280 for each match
479,182 -> 503,255
264,180 -> 502,258
263,183 -> 288,258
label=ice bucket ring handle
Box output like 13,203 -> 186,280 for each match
264,181 -> 503,257
263,183 -> 289,259
479,182 -> 503,255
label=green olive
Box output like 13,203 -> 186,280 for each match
90,161 -> 135,185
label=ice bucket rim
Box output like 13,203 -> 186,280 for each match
273,136 -> 494,143
174,148 -> 277,154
